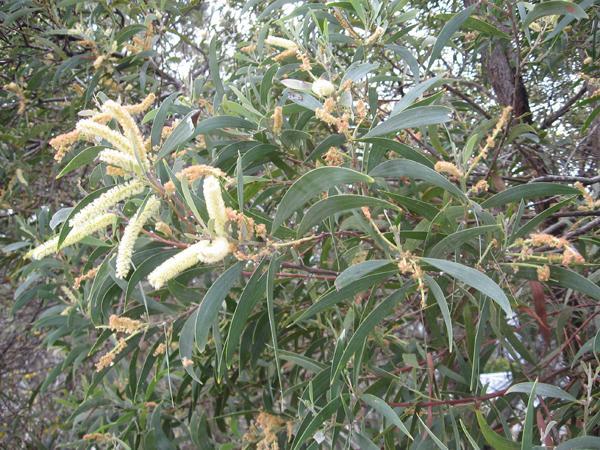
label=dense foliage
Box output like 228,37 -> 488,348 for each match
1,0 -> 600,448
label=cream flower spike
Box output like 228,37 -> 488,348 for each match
101,100 -> 148,166
147,237 -> 230,289
203,175 -> 228,237
70,179 -> 145,228
264,36 -> 297,50
115,196 -> 160,279
146,175 -> 231,289
76,119 -> 134,155
26,213 -> 116,260
98,149 -> 142,175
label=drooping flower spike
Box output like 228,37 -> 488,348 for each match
147,175 -> 231,289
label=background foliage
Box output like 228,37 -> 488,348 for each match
1,0 -> 600,448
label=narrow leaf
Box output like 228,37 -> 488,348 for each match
331,284 -> 411,381
364,106 -> 452,138
335,260 -> 395,290
481,183 -> 579,208
370,159 -> 466,201
422,258 -> 513,316
194,262 -> 243,352
298,195 -> 399,236
507,382 -> 577,402
428,5 -> 476,68
523,1 -> 587,26
271,167 -> 373,233
361,394 -> 412,439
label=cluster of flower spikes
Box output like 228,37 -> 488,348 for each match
27,96 -> 156,263
30,95 -> 235,292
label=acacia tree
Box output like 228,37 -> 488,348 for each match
2,0 -> 600,448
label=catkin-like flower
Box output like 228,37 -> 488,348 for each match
272,106 -> 283,133
196,236 -> 230,263
126,93 -> 156,115
364,26 -> 384,45
434,161 -> 463,179
264,36 -> 297,50
147,237 -> 230,289
537,265 -> 551,281
108,314 -> 144,334
101,100 -> 148,165
50,130 -> 81,162
76,119 -> 134,155
176,165 -> 228,183
61,286 -> 79,303
204,176 -> 228,237
115,196 -> 160,278
70,179 -> 144,228
26,213 -> 116,260
98,149 -> 141,174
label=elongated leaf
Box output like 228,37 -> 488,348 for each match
424,275 -> 453,352
194,262 -> 243,352
361,394 -> 412,439
281,78 -> 313,92
271,167 -> 374,233
556,436 -> 600,450
481,183 -> 580,208
156,111 -> 196,159
305,134 -> 346,162
370,159 -> 466,201
476,411 -> 519,450
355,432 -> 380,450
460,419 -> 482,450
510,196 -> 575,242
417,416 -> 449,450
291,397 -> 341,450
209,36 -> 224,107
279,350 -> 326,373
361,137 -> 434,168
56,146 -> 104,179
427,225 -> 500,258
260,64 -> 278,105
195,115 -> 257,134
422,258 -> 512,316
294,270 -> 395,323
521,380 -> 537,450
428,5 -> 476,68
515,265 -> 600,301
364,106 -> 452,138
385,44 -> 421,81
335,260 -> 394,290
298,195 -> 399,236
435,15 -> 510,39
507,382 -> 577,402
391,76 -> 444,115
545,0 -> 596,41
380,190 -> 439,220
331,284 -> 411,380
266,256 -> 284,406
179,308 -> 201,383
151,92 -> 179,148
523,1 -> 587,26
224,259 -> 268,366
286,91 -> 323,111
342,62 -> 379,83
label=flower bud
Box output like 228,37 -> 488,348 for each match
311,79 -> 335,97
